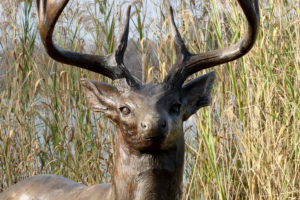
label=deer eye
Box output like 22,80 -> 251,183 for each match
170,103 -> 181,114
119,106 -> 131,115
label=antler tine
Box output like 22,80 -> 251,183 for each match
162,6 -> 192,85
164,0 -> 260,87
36,0 -> 140,88
168,6 -> 191,65
115,6 -> 141,88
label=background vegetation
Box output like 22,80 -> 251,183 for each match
0,0 -> 299,199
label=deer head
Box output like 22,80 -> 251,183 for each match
36,0 -> 259,153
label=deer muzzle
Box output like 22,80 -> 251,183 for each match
140,116 -> 168,141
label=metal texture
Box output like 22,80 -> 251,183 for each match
0,0 -> 259,199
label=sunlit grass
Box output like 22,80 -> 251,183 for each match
0,0 -> 299,199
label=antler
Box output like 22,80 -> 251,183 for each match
36,0 -> 140,88
164,0 -> 260,87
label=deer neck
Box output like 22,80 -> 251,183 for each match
111,129 -> 185,200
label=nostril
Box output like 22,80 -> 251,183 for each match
160,120 -> 167,128
141,122 -> 148,130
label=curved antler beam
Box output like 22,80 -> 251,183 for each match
164,0 -> 260,86
36,0 -> 140,88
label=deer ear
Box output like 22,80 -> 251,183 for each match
81,79 -> 120,117
181,71 -> 215,121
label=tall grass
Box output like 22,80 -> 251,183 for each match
0,0 -> 299,199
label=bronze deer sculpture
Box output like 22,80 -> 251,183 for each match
0,0 -> 259,199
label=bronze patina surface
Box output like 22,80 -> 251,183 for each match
0,0 -> 259,199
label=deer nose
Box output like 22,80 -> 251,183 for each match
159,119 -> 167,129
141,119 -> 167,131
141,121 -> 151,130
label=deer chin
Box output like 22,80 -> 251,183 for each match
137,135 -> 167,151
125,134 -> 176,152
138,129 -> 182,151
